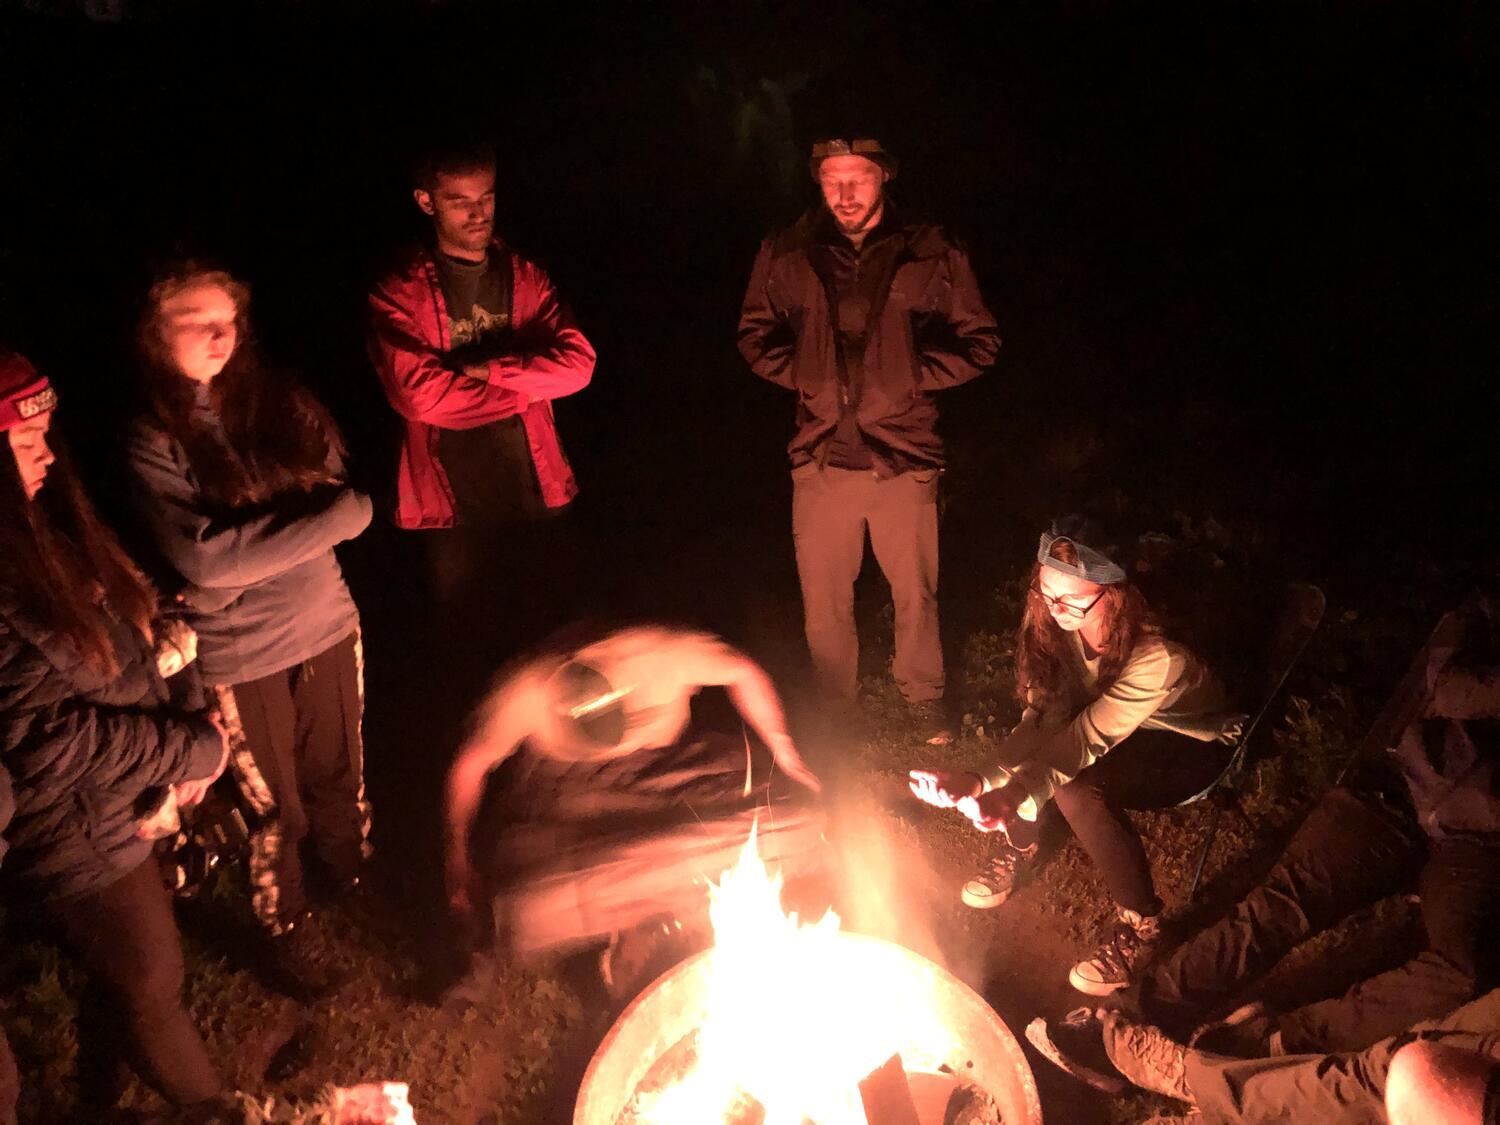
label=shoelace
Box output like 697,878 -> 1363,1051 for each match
984,846 -> 1033,881
1092,922 -> 1147,976
1116,1020 -> 1187,1090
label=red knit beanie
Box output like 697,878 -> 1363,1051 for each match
0,353 -> 56,433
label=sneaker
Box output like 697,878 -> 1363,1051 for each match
1101,1010 -> 1194,1102
1069,906 -> 1163,996
908,700 -> 955,746
961,842 -> 1040,908
1025,1007 -> 1127,1094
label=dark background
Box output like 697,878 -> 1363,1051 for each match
1,0 -> 1495,660
0,5 -> 1496,1116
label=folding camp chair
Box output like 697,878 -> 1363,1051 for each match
1185,582 -> 1326,896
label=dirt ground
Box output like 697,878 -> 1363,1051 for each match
0,502 -> 1453,1124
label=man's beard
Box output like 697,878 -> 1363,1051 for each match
833,198 -> 883,237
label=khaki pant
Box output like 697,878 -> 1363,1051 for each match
1186,987 -> 1500,1123
791,464 -> 942,704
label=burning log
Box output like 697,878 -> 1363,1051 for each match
857,1054 -> 920,1125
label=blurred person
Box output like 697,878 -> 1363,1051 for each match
366,139 -> 595,659
909,516 -> 1243,995
0,352 -> 228,1113
127,266 -> 374,998
1031,588 -> 1500,1087
444,624 -> 823,995
738,135 -> 999,744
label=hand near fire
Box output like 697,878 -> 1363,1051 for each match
907,769 -> 984,809
767,732 -> 822,793
956,784 -> 1024,833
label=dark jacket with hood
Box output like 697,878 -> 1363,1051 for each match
738,206 -> 1000,475
0,585 -> 222,902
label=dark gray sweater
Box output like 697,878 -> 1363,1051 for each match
126,412 -> 371,685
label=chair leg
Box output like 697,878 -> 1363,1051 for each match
1188,804 -> 1221,898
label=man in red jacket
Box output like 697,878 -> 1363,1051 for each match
367,141 -> 595,618
738,136 -> 1000,743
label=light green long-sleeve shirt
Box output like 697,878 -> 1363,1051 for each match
985,631 -> 1243,817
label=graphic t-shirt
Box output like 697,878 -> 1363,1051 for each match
434,249 -> 545,526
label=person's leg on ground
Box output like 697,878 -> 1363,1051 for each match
1274,834 -> 1500,1053
1139,787 -> 1426,1026
866,467 -> 943,708
48,860 -> 222,1108
1178,988 -> 1500,1124
791,465 -> 870,706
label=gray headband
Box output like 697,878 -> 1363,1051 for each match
1038,529 -> 1127,586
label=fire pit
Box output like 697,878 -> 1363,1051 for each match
574,833 -> 1042,1125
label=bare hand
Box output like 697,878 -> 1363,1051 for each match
768,735 -> 821,793
908,769 -> 984,809
957,784 -> 1024,832
174,717 -> 230,808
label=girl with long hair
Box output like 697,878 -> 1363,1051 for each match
0,352 -> 227,1113
127,265 -> 373,997
910,516 -> 1243,996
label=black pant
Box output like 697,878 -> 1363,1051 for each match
217,631 -> 371,931
1142,786 -> 1500,1052
46,859 -> 221,1108
1008,729 -> 1235,915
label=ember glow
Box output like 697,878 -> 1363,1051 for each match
637,826 -> 957,1124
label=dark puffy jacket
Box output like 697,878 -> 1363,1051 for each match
0,586 -> 222,902
738,208 -> 1000,475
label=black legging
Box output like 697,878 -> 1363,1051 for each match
46,858 -> 221,1109
1008,728 -> 1235,915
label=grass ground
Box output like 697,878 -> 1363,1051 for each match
0,516 -> 1454,1124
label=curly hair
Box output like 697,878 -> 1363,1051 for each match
1013,537 -> 1155,710
136,264 -> 346,512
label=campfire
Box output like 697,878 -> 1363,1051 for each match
575,829 -> 1042,1125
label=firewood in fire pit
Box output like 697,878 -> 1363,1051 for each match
858,1053 -> 920,1125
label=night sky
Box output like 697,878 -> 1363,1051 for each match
1,1 -> 1495,613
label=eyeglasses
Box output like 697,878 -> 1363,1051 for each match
1030,583 -> 1106,617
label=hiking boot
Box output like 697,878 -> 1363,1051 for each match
1101,1010 -> 1194,1102
1025,1007 -> 1127,1094
1069,906 -> 1163,996
907,700 -> 955,746
268,913 -> 344,1002
961,842 -> 1040,909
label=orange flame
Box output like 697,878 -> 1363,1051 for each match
637,826 -> 953,1124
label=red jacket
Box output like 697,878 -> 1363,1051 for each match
367,244 -> 595,529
